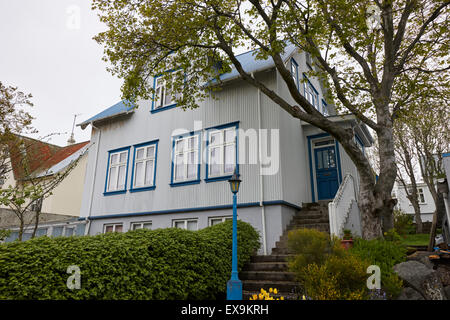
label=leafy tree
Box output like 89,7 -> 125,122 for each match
92,0 -> 450,239
0,81 -> 35,180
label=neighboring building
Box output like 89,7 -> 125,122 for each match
438,153 -> 450,245
393,182 -> 436,222
77,45 -> 373,254
1,135 -> 90,242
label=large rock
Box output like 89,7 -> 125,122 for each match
394,261 -> 447,300
436,265 -> 450,287
397,287 -> 425,300
406,251 -> 434,269
445,286 -> 450,299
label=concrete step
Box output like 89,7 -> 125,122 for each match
242,280 -> 301,293
271,247 -> 293,255
250,255 -> 293,263
291,217 -> 330,224
286,223 -> 330,232
292,213 -> 328,220
240,271 -> 296,282
243,262 -> 289,272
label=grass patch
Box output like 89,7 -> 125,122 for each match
400,233 -> 429,246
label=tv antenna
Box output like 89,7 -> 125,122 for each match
67,114 -> 82,145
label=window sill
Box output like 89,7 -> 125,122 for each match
129,186 -> 156,193
103,190 -> 127,196
205,175 -> 233,183
170,180 -> 201,187
151,103 -> 177,114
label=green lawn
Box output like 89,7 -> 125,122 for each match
400,233 -> 430,246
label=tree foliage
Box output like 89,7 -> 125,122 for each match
91,0 -> 450,238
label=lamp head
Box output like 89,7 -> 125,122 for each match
228,169 -> 241,194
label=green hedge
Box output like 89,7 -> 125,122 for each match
0,220 -> 260,300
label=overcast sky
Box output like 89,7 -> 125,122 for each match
0,0 -> 123,146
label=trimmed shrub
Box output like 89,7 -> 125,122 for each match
0,220 -> 260,300
350,238 -> 407,299
287,229 -> 369,300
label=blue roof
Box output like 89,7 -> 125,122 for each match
216,43 -> 297,83
78,100 -> 136,128
79,44 -> 297,128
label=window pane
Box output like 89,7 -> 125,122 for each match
115,225 -> 123,233
164,86 -> 173,106
225,129 -> 235,143
143,223 -> 152,229
188,136 -> 197,150
176,139 -> 184,153
105,225 -> 114,233
119,152 -> 127,163
65,228 -> 74,237
187,220 -> 197,231
117,165 -> 126,190
210,218 -> 222,226
136,148 -> 145,160
224,145 -> 235,174
132,223 -> 142,230
147,146 -> 155,158
187,152 -> 197,179
134,162 -> 144,187
174,221 -> 185,229
210,132 -> 220,145
210,147 -> 221,175
175,154 -> 184,180
317,152 -> 323,169
108,166 -> 118,191
111,154 -> 119,165
328,149 -> 336,168
145,160 -> 154,185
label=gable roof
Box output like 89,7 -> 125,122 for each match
78,44 -> 298,129
36,142 -> 89,177
8,135 -> 89,181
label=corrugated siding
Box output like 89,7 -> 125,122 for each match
81,72 -> 286,218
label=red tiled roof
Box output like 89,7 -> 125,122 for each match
8,136 -> 89,180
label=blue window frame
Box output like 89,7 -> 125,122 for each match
290,58 -> 299,90
130,140 -> 159,192
170,131 -> 202,187
205,122 -> 239,183
104,146 -> 130,195
151,70 -> 182,114
303,74 -> 320,111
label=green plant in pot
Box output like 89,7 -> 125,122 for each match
341,229 -> 353,249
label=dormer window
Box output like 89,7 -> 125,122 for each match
305,52 -> 313,70
152,71 -> 182,113
303,75 -> 319,111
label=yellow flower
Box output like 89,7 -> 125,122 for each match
274,288 -> 278,294
280,296 -> 284,300
259,294 -> 263,300
302,295 -> 306,300
269,288 -> 273,293
252,294 -> 258,300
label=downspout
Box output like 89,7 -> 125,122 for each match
85,122 -> 101,236
254,72 -> 267,255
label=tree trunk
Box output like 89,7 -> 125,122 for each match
428,210 -> 438,251
31,208 -> 41,239
359,177 -> 382,239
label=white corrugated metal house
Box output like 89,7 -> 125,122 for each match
392,182 -> 436,222
77,45 -> 373,254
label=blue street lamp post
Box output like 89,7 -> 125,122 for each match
227,170 -> 242,300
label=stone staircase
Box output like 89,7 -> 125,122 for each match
241,202 -> 330,300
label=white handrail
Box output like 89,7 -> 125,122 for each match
328,173 -> 357,237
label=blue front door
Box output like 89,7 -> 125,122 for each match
314,146 -> 339,200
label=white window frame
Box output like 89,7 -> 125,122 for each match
172,219 -> 198,231
208,216 -> 232,226
291,59 -> 299,89
154,71 -> 182,110
130,221 -> 152,230
418,188 -> 426,204
132,143 -> 157,189
103,223 -> 124,233
172,134 -> 200,183
304,80 -> 319,110
106,149 -> 129,193
207,127 -> 237,178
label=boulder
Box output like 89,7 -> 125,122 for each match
397,287 -> 424,300
445,286 -> 450,300
394,261 -> 447,300
406,251 -> 434,269
436,265 -> 450,287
